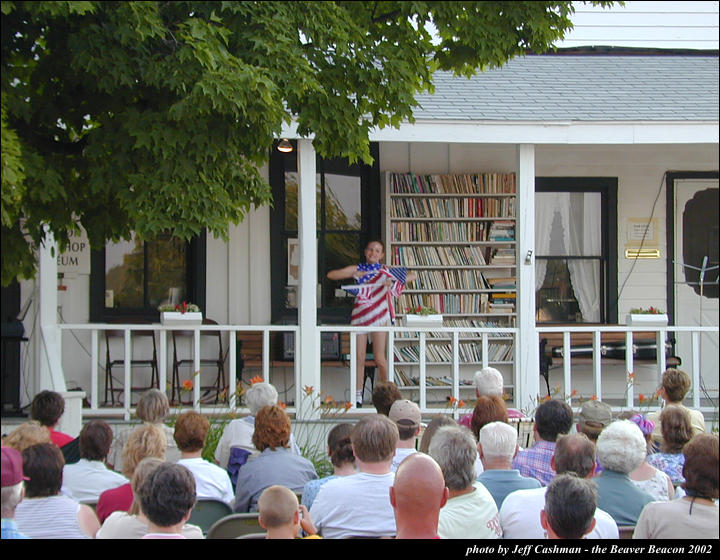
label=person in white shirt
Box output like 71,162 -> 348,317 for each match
174,411 -> 234,506
389,399 -> 421,472
310,414 -> 399,539
500,433 -> 618,539
61,420 -> 128,504
428,425 -> 502,539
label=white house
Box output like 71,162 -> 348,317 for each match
2,3 -> 718,434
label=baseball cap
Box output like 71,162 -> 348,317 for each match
389,399 -> 421,428
1,446 -> 28,487
577,400 -> 613,426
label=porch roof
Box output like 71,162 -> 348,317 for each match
414,54 -> 719,123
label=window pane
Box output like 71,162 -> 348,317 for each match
284,172 -> 322,231
147,235 -> 187,309
325,174 -> 361,230
323,233 -> 361,308
105,234 -> 144,308
536,192 -> 601,257
536,258 -> 601,323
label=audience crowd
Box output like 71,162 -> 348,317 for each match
2,368 -> 717,540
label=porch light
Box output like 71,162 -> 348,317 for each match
277,139 -> 293,153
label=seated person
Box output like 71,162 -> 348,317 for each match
175,411 -> 234,506
647,368 -> 706,451
258,485 -> 319,539
541,474 -> 598,539
15,443 -> 100,539
96,423 -> 167,522
477,421 -> 541,509
459,367 -> 523,430
233,405 -> 317,513
301,423 -> 356,510
310,414 -> 398,539
647,405 -> 693,486
418,415 -> 458,454
137,463 -> 197,539
1,446 -> 29,539
61,420 -> 128,503
627,414 -> 674,502
97,458 -> 203,539
390,453 -> 449,540
214,382 -> 301,485
31,390 -> 74,448
634,434 -> 719,539
2,421 -> 51,452
372,381 -> 402,416
389,399 -> 422,472
512,399 -> 573,486
594,420 -> 654,526
428,426 -> 501,539
107,389 -> 180,472
576,399 -> 613,443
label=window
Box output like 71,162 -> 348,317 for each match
90,232 -> 206,322
269,141 -> 381,324
535,178 -> 617,324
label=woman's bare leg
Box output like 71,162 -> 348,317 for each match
371,331 -> 388,382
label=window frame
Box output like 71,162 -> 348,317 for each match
269,140 -> 381,324
535,177 -> 618,324
89,232 -> 206,323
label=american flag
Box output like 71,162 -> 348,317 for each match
343,263 -> 408,326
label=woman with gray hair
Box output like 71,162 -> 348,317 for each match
214,382 -> 301,486
428,425 -> 501,539
107,389 -> 180,471
594,419 -> 655,526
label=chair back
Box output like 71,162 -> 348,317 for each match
188,499 -> 233,534
618,525 -> 635,539
206,513 -> 262,540
236,532 -> 267,539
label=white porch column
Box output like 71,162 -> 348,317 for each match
296,139 -> 320,419
37,226 -> 67,393
516,144 -> 539,413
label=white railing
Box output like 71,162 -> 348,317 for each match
536,325 -> 719,414
57,324 -> 299,420
57,323 -> 717,420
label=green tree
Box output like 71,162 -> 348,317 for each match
1,1 -> 616,285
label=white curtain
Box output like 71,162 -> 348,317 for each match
535,192 -> 601,322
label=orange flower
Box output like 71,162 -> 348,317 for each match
278,401 -> 287,409
627,372 -> 635,381
639,393 -> 646,402
182,379 -> 194,392
590,395 -> 598,401
249,375 -> 264,385
448,396 -> 457,405
571,389 -> 579,397
303,385 -> 314,396
344,402 -> 352,411
324,395 -> 334,404
543,394 -> 551,402
457,400 -> 465,408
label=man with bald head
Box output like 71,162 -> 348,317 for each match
500,433 -> 618,539
389,453 -> 448,539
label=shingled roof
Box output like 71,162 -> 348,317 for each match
414,54 -> 719,122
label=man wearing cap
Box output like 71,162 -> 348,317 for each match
389,399 -> 422,472
1,447 -> 29,539
576,400 -> 613,443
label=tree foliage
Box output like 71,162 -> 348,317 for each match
1,1 -> 616,285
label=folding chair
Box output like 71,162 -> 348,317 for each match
188,499 -> 233,534
104,322 -> 159,406
206,513 -> 262,540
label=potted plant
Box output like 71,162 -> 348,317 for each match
404,305 -> 443,328
158,301 -> 203,326
625,306 -> 668,327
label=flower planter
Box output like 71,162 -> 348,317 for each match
404,314 -> 443,328
160,312 -> 203,326
625,313 -> 668,327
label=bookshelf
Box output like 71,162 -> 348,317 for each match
385,172 -> 518,396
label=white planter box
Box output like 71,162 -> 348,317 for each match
625,313 -> 668,327
160,312 -> 203,326
404,314 -> 443,328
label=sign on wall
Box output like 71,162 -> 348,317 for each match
57,227 -> 91,274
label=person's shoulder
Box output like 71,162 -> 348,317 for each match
500,486 -> 544,510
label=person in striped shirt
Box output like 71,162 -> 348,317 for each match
327,240 -> 416,407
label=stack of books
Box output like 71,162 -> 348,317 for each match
488,221 -> 515,241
